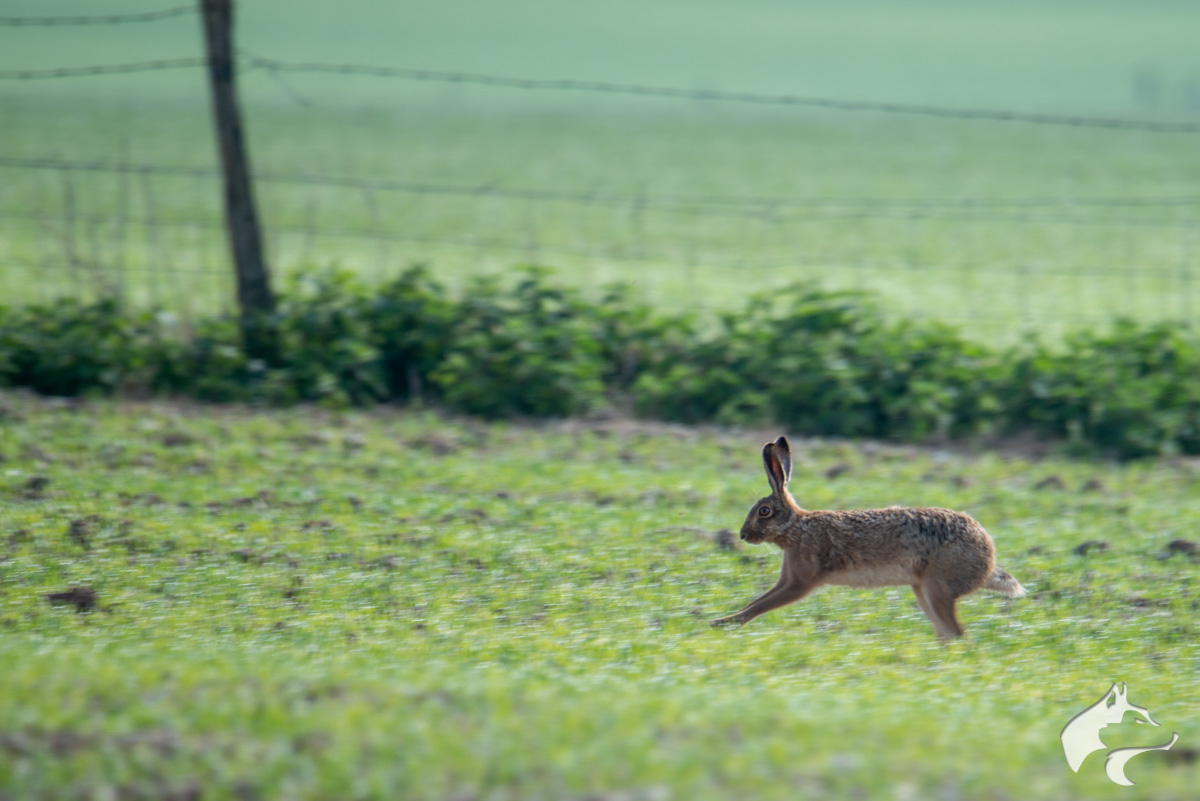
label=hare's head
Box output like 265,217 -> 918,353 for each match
740,436 -> 801,544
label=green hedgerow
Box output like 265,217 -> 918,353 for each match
1,268 -> 1198,457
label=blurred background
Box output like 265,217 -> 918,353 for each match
3,0 -> 1199,344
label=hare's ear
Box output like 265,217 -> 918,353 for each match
773,436 -> 792,484
762,440 -> 788,496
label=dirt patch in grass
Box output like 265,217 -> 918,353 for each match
45,587 -> 97,613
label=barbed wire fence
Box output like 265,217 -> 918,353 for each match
0,3 -> 1197,343
5,53 -> 1200,133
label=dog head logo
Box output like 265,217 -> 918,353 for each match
1061,682 -> 1179,786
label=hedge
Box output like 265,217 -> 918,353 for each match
2,266 -> 1198,459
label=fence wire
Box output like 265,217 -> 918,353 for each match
0,58 -> 205,81
243,57 -> 1200,134
0,6 -> 195,27
4,206 -> 1195,280
2,52 -> 1199,134
1,157 -> 1197,228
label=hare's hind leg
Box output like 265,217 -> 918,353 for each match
913,582 -> 954,637
920,582 -> 965,639
911,583 -> 934,623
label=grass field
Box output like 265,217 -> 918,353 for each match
3,1 -> 1200,341
1,390 -> 1198,799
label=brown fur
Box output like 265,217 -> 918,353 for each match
711,436 -> 1025,638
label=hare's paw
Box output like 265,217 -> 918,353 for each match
709,615 -> 742,628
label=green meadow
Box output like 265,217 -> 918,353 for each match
1,392 -> 1199,799
2,1 -> 1200,341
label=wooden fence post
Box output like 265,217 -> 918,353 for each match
199,0 -> 276,358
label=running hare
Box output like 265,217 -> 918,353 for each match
711,436 -> 1024,638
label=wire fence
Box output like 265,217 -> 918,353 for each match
2,156 -> 1197,342
4,53 -> 1200,134
1,4 -> 1198,343
5,156 -> 1200,214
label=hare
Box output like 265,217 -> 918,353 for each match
711,436 -> 1025,638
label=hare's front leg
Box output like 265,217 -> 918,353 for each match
711,560 -> 815,627
710,574 -> 786,627
716,578 -> 816,627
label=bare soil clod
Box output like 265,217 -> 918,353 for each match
45,587 -> 97,613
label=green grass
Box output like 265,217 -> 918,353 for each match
3,1 -> 1200,342
1,391 -> 1198,799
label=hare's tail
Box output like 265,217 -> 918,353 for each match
985,567 -> 1026,598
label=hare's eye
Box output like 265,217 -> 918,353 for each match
757,505 -> 772,518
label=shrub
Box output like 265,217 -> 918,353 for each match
430,268 -> 606,417
633,285 -> 1003,439
591,284 -> 699,391
152,271 -> 387,407
148,314 -> 251,403
0,297 -> 157,396
365,266 -> 456,401
1,270 -> 1197,457
1007,321 -> 1200,458
270,271 -> 387,406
